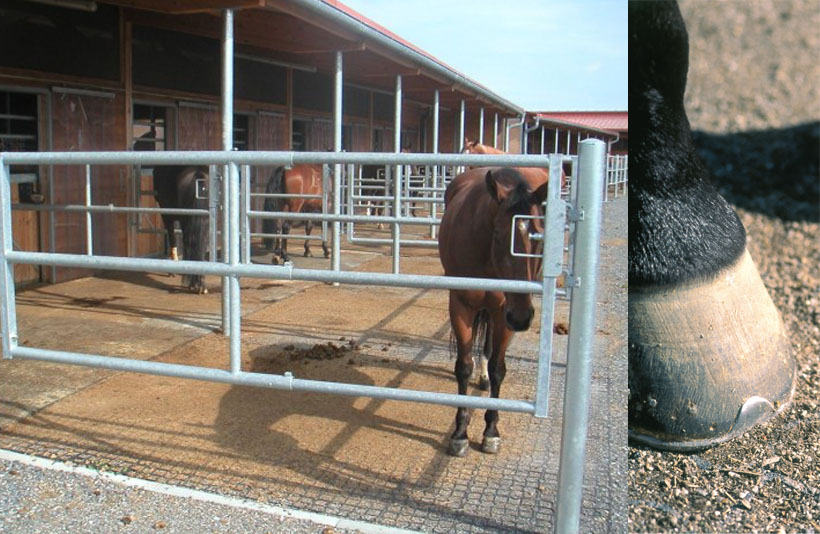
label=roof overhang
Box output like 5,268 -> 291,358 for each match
99,0 -> 524,117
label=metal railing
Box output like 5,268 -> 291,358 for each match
605,154 -> 628,201
0,139 -> 606,533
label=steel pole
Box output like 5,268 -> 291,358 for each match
554,139 -> 605,534
220,9 -> 234,335
332,50 -> 343,274
430,90 -> 440,240
392,75 -> 402,274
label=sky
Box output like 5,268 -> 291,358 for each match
340,0 -> 628,112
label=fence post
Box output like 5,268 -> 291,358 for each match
554,139 -> 605,534
0,159 -> 17,359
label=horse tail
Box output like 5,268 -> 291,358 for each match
181,167 -> 208,291
262,166 -> 285,250
448,308 -> 491,361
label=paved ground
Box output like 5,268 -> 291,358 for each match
0,196 -> 626,533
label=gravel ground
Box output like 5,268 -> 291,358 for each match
0,453 -> 391,534
629,1 -> 820,533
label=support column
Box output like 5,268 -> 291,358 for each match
332,51 -> 343,274
392,75 -> 402,274
220,8 -> 235,343
478,107 -> 485,144
430,89 -> 440,239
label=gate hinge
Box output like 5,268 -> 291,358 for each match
567,207 -> 585,222
563,273 -> 582,288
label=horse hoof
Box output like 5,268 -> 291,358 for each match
304,250 -> 312,258
447,438 -> 470,457
481,436 -> 501,454
477,377 -> 490,391
629,250 -> 796,452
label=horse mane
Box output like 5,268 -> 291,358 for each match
262,166 -> 286,250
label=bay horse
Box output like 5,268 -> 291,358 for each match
262,164 -> 329,264
438,166 -> 548,457
152,165 -> 209,294
629,1 -> 795,451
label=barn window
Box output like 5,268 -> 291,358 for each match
0,1 -> 118,81
132,104 -> 170,151
0,91 -> 41,202
233,114 -> 250,151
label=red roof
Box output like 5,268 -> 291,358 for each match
535,112 -> 628,132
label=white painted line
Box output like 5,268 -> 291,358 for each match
0,448 -> 422,534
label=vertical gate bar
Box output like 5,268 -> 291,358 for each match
0,160 -> 18,358
220,8 -> 234,336
430,90 -> 439,240
346,164 -> 354,240
241,164 -> 250,263
227,162 -> 242,374
478,107 -> 484,144
554,139 -> 605,534
84,164 -> 93,255
332,50 -> 342,273
458,100 -> 465,151
391,75 -> 401,274
208,165 -> 218,263
46,92 -> 56,283
565,156 -> 579,302
533,154 -> 566,418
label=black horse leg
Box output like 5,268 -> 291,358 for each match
482,313 -> 512,454
280,220 -> 291,263
303,220 -> 313,257
448,294 -> 476,457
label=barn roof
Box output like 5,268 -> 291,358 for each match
533,111 -> 629,133
99,0 -> 525,116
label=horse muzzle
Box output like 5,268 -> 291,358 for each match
505,306 -> 534,332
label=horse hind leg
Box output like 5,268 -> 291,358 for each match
303,220 -> 313,257
448,295 -> 477,457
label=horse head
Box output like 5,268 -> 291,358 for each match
484,168 -> 548,331
462,138 -> 478,153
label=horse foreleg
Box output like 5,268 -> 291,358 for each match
448,294 -> 476,457
482,311 -> 513,454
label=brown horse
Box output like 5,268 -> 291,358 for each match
462,137 -> 567,191
262,164 -> 329,264
438,166 -> 548,457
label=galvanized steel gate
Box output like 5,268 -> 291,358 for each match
0,9 -> 608,533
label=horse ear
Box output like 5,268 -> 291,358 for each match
532,181 -> 549,205
485,170 -> 499,202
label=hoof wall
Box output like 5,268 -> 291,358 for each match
477,378 -> 490,391
481,436 -> 501,454
448,438 -> 469,457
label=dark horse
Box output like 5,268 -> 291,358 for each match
438,166 -> 548,457
262,164 -> 329,264
629,1 -> 795,451
152,165 -> 210,294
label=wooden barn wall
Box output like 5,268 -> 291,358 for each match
50,92 -> 126,282
252,112 -> 289,232
350,122 -> 369,152
178,107 -> 222,150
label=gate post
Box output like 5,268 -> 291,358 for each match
0,158 -> 18,359
554,139 -> 605,534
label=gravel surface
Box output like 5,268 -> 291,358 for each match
0,454 -> 381,534
629,1 -> 820,533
